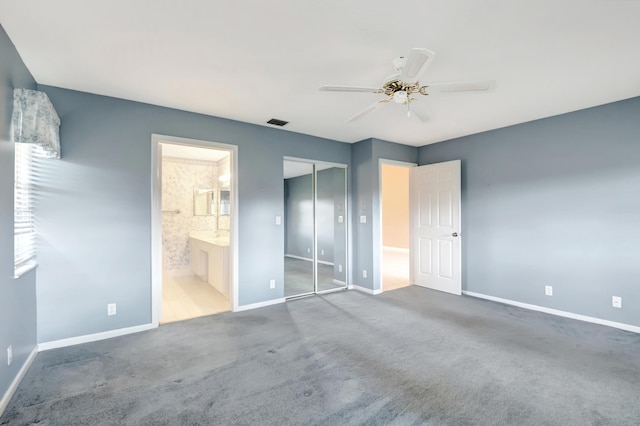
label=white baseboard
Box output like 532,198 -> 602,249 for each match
284,254 -> 334,266
383,246 -> 410,253
0,346 -> 38,417
285,254 -> 312,262
463,291 -> 640,334
235,298 -> 286,312
348,285 -> 382,295
38,323 -> 157,351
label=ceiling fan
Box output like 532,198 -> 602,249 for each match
319,48 -> 494,123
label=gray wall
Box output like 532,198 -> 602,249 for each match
36,85 -> 351,343
0,25 -> 37,403
330,167 -> 347,283
351,138 -> 417,291
419,97 -> 640,326
351,140 -> 373,290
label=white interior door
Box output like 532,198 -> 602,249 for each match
410,160 -> 461,295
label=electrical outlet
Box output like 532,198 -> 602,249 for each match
545,286 -> 553,296
7,345 -> 12,366
338,215 -> 343,223
362,270 -> 367,279
338,264 -> 342,272
307,248 -> 310,253
321,249 -> 324,256
275,216 -> 281,225
107,303 -> 117,316
269,279 -> 275,289
360,215 -> 367,224
612,296 -> 622,308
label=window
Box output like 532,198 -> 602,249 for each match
11,88 -> 61,277
14,142 -> 37,277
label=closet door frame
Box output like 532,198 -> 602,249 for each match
283,157 -> 348,298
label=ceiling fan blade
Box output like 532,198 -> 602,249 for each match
346,98 -> 391,122
426,80 -> 495,94
319,85 -> 381,93
410,102 -> 430,123
400,48 -> 435,83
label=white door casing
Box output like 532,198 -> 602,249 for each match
410,160 -> 461,295
151,134 -> 239,326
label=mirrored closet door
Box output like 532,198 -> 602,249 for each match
283,159 -> 348,298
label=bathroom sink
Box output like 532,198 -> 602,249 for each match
189,231 -> 229,246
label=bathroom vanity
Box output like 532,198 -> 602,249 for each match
189,231 -> 230,297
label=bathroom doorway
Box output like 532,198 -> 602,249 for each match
151,135 -> 238,326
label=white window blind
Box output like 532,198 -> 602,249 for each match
14,142 -> 37,276
12,88 -> 61,277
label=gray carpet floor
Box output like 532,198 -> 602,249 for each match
2,286 -> 640,425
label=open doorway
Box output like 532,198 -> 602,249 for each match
380,161 -> 415,292
151,135 -> 238,326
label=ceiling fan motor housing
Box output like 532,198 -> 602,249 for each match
383,80 -> 428,97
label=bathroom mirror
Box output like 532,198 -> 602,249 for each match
193,189 -> 215,216
219,190 -> 230,216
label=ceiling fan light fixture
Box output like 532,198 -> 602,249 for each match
393,90 -> 408,103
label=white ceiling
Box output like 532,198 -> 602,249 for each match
2,0 -> 639,147
161,143 -> 229,162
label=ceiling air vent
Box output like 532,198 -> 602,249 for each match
267,118 -> 289,127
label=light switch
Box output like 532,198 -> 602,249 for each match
360,215 -> 367,224
338,215 -> 344,223
275,215 -> 281,225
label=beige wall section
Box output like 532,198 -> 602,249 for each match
381,164 -> 410,249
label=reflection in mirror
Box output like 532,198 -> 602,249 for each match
283,160 -> 314,297
316,167 -> 347,292
193,189 -> 215,216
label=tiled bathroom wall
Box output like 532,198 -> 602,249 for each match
162,157 -> 219,271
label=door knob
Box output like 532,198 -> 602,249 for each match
452,232 -> 458,237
